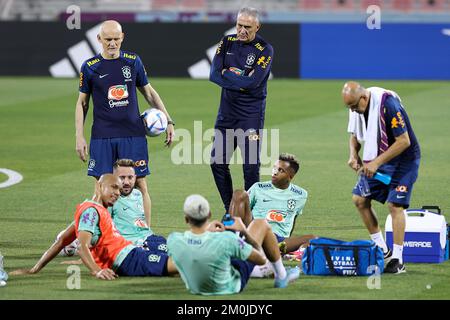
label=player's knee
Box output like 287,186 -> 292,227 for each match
251,218 -> 269,233
211,162 -> 225,170
232,189 -> 248,203
352,195 -> 370,210
56,225 -> 76,246
388,202 -> 405,216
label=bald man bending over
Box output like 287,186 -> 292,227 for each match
342,81 -> 421,274
75,20 -> 176,228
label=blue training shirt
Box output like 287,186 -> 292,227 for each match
79,51 -> 148,139
383,95 -> 420,162
210,34 -> 274,121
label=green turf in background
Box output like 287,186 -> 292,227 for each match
0,78 -> 449,299
0,172 -> 7,184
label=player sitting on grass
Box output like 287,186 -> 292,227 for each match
229,153 -> 316,260
11,159 -> 168,276
71,174 -> 177,279
167,194 -> 300,295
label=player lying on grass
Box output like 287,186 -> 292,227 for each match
11,159 -> 168,276
229,153 -> 316,258
167,195 -> 300,295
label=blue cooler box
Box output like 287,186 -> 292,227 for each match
385,208 -> 447,263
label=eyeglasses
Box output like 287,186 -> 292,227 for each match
348,96 -> 363,111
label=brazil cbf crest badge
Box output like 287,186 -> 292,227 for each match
122,66 -> 131,79
88,159 -> 96,169
246,53 -> 256,66
287,199 -> 296,210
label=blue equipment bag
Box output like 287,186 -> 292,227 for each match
302,237 -> 384,276
446,223 -> 449,261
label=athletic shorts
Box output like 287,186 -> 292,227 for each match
88,137 -> 150,177
352,158 -> 420,208
116,247 -> 168,277
231,259 -> 256,292
143,234 -> 167,253
275,234 -> 285,243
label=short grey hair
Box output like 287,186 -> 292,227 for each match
237,6 -> 260,23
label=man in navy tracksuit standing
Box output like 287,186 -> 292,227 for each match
75,20 -> 175,228
209,7 -> 274,214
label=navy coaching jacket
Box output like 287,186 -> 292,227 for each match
210,34 -> 274,122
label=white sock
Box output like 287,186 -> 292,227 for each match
271,258 -> 287,279
370,231 -> 388,253
250,261 -> 274,278
392,244 -> 403,264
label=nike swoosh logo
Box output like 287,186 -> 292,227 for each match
140,168 -> 146,172
396,195 -> 406,199
263,199 -> 271,202
99,74 -> 109,78
123,207 -> 129,211
226,52 -> 234,55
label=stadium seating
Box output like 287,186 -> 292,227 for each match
392,0 -> 413,11
1,0 -> 449,21
180,0 -> 206,10
419,0 -> 446,10
151,0 -> 179,10
361,0 -> 383,10
330,0 -> 356,10
298,0 -> 325,10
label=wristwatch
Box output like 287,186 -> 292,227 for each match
168,120 -> 175,126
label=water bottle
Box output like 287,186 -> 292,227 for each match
0,252 -> 8,285
374,172 -> 392,185
222,213 -> 234,227
358,173 -> 371,197
222,213 -> 241,236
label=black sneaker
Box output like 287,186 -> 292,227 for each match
384,258 -> 406,274
383,249 -> 393,265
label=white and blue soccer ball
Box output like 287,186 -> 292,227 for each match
0,252 -> 8,284
58,239 -> 80,257
141,108 -> 168,137
56,230 -> 80,257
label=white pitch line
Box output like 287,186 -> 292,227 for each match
0,168 -> 23,188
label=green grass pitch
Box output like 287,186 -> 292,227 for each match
0,77 -> 449,300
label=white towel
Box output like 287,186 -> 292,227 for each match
347,87 -> 401,161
